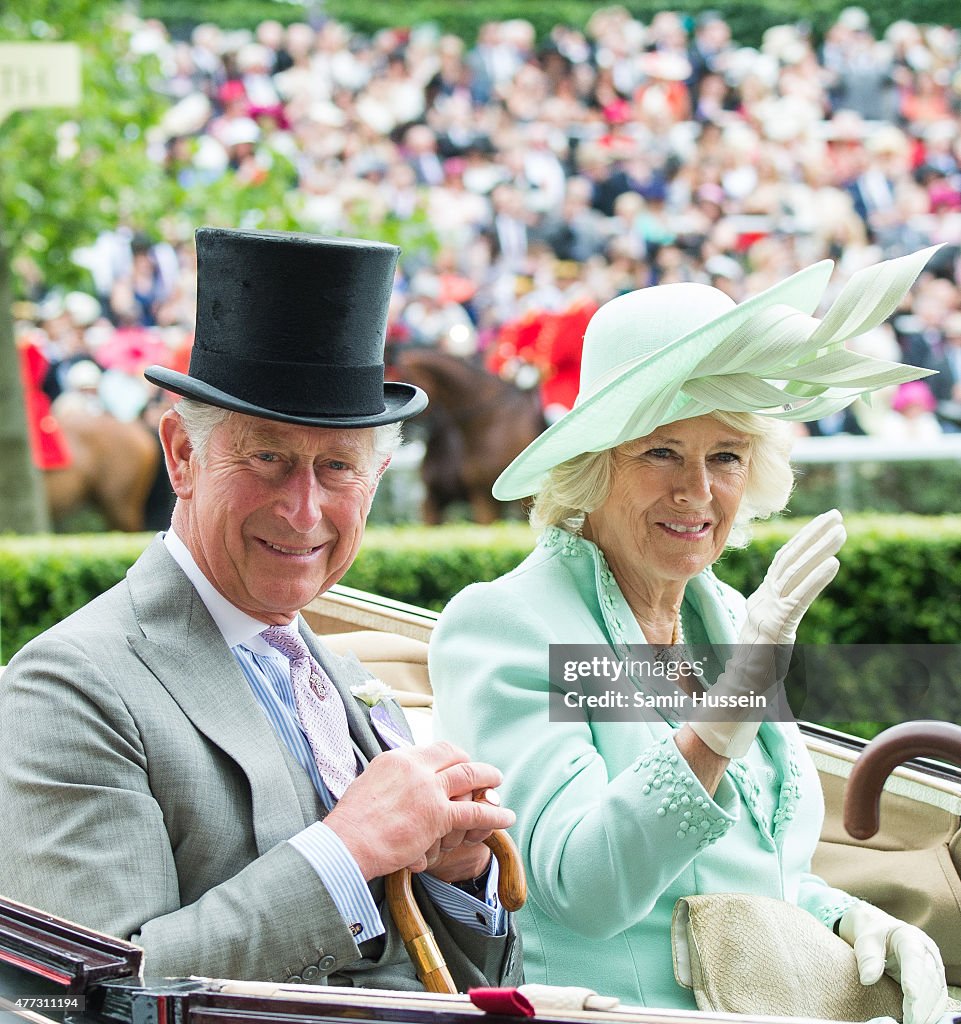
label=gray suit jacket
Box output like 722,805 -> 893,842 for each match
0,539 -> 519,989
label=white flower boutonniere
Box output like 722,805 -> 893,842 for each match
350,678 -> 396,708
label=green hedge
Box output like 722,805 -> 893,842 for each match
3,516 -> 961,662
711,515 -> 961,645
142,0 -> 960,47
0,525 -> 536,662
0,534 -> 153,664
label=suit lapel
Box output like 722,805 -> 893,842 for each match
126,540 -> 313,855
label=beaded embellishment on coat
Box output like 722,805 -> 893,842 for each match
634,738 -> 733,849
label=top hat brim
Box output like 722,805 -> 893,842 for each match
145,365 -> 427,428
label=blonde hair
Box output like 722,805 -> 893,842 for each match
530,411 -> 795,548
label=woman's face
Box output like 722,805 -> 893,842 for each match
586,415 -> 752,588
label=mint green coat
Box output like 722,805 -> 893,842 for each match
429,527 -> 857,1008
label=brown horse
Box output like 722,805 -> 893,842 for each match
44,409 -> 161,532
390,347 -> 546,524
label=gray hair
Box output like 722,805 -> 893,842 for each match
174,398 -> 402,477
529,411 -> 795,549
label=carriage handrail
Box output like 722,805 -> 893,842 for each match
844,721 -> 961,839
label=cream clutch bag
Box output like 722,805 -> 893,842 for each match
672,893 -> 905,1020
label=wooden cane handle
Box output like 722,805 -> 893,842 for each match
484,828 -> 527,911
386,827 -> 527,993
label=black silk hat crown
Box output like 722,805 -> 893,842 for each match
145,227 -> 427,426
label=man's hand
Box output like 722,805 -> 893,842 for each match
324,742 -> 515,881
421,789 -> 500,883
426,839 -> 493,884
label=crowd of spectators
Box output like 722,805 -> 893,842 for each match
16,3 -> 961,477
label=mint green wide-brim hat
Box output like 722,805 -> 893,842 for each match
493,245 -> 940,501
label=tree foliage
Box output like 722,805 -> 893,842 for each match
142,0 -> 961,47
0,1 -> 308,532
0,1 -> 173,293
0,0 -> 308,295
0,1 -> 174,532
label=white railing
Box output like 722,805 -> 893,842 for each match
376,435 -> 961,522
791,435 -> 961,464
789,435 -> 961,513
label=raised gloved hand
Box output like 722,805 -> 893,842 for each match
839,901 -> 948,1024
689,509 -> 845,759
739,507 -> 846,646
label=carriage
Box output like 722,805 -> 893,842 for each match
2,585 -> 960,1024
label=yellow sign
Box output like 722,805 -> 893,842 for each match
0,43 -> 81,125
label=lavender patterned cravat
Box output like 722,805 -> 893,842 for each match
260,625 -> 357,798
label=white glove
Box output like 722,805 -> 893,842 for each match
838,901 -> 948,1024
690,509 -> 845,759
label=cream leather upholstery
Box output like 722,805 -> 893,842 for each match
321,630 -> 433,746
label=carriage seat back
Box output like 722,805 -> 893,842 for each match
321,630 -> 433,745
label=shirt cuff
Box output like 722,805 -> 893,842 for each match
419,855 -> 508,936
288,822 -> 385,942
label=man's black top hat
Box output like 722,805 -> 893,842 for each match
145,227 -> 427,427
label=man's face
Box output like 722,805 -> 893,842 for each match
164,411 -> 381,624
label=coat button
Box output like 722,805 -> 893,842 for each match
286,975 -> 302,984
319,954 -> 336,971
302,965 -> 320,981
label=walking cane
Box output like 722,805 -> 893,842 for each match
386,828 -> 527,994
